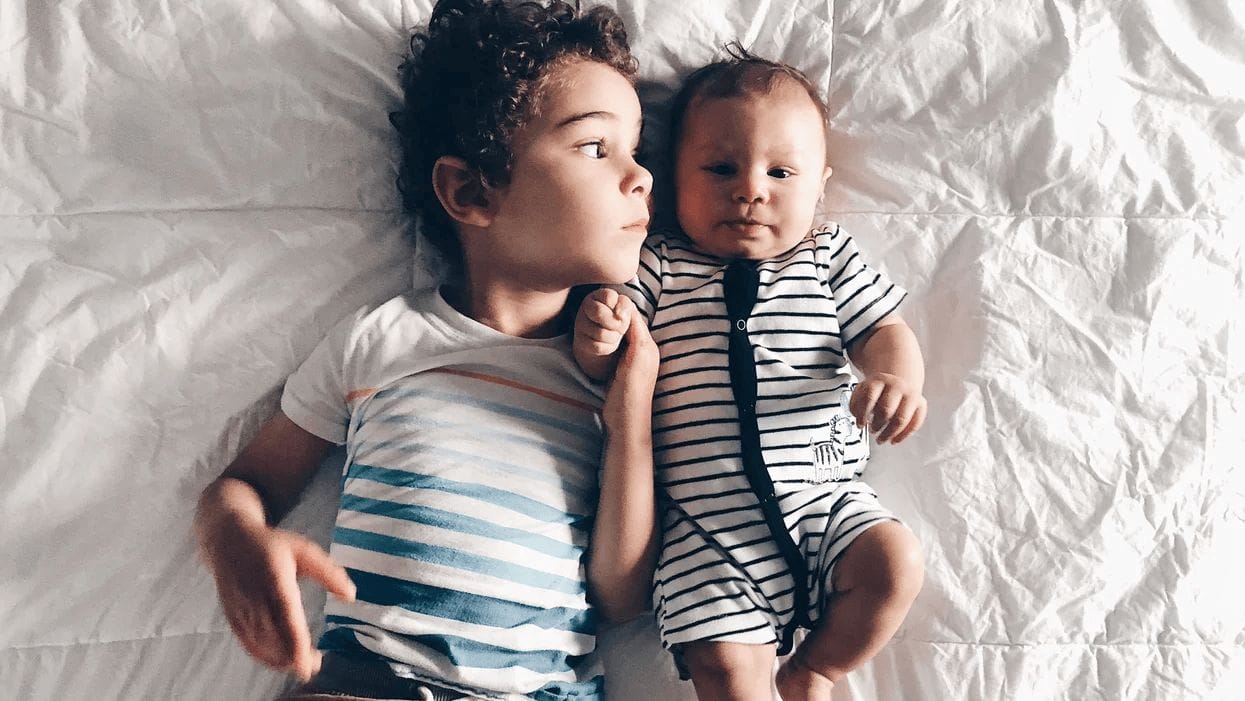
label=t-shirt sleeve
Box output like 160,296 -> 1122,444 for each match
816,225 -> 908,347
618,234 -> 663,324
280,310 -> 362,445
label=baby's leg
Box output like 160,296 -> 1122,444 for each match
683,640 -> 777,701
776,521 -> 924,701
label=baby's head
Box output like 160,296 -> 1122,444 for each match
392,0 -> 650,285
668,45 -> 833,261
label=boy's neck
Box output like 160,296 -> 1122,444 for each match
443,280 -> 571,340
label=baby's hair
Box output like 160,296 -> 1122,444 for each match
389,0 -> 636,278
668,42 -> 831,159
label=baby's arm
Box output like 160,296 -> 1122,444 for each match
845,314 -> 927,444
194,411 -> 356,681
573,288 -> 636,382
586,311 -> 660,623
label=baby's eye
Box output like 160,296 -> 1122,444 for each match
577,141 -> 605,159
768,168 -> 794,179
705,163 -> 736,176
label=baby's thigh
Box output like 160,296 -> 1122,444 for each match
825,520 -> 924,596
681,639 -> 778,697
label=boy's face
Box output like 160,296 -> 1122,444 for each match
674,80 -> 832,261
484,60 -> 652,288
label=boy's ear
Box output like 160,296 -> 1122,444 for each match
432,156 -> 497,228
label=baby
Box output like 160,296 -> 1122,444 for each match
574,46 -> 927,701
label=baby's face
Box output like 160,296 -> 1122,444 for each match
674,80 -> 831,260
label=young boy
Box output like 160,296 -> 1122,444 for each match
574,47 -> 927,701
195,1 -> 659,699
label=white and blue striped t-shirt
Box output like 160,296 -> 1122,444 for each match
281,290 -> 606,700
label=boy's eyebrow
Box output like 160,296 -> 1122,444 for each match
555,110 -> 617,128
554,111 -> 644,132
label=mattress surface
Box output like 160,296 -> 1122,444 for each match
2,1 -> 1242,699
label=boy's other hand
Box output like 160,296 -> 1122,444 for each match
849,372 -> 927,445
208,521 -> 355,681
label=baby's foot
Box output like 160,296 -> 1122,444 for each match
775,656 -> 835,701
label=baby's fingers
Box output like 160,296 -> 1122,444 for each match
875,395 -> 915,444
849,382 -> 881,430
584,299 -> 629,333
870,388 -> 904,439
888,399 -> 927,444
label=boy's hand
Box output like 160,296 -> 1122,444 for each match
849,372 -> 927,444
205,520 -> 355,682
601,303 -> 658,430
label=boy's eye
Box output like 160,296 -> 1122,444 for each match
768,168 -> 794,179
577,142 -> 605,158
705,163 -> 735,176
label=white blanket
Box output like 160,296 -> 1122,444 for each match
2,1 -> 1242,699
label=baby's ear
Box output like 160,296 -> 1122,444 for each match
432,156 -> 495,227
822,165 -> 834,187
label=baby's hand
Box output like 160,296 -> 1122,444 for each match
849,372 -> 927,444
205,520 -> 355,681
575,288 -> 633,358
573,288 -> 637,381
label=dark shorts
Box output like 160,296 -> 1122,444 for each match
276,652 -> 484,701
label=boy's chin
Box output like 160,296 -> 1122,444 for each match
583,263 -> 639,286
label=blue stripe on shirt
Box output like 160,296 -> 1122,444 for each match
339,493 -> 587,559
346,463 -> 590,523
333,526 -> 586,595
340,568 -> 596,632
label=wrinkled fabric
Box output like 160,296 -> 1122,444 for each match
1,1 -> 1241,700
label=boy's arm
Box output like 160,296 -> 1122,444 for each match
587,312 -> 660,623
845,313 -> 928,444
194,411 -> 355,681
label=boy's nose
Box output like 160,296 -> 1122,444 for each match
629,163 -> 653,196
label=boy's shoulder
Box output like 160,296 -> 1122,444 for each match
315,288 -> 469,373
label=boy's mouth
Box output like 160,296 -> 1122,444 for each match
623,217 -> 650,232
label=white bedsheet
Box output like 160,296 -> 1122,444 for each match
2,1 -> 1242,699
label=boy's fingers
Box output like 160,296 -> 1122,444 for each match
616,307 -> 657,373
292,537 -> 356,602
271,579 -> 314,679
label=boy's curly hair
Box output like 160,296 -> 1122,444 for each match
668,43 -> 831,160
391,0 -> 637,278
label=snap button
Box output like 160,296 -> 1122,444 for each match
735,319 -> 746,331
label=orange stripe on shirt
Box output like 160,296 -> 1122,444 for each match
345,387 -> 377,403
429,367 -> 597,413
